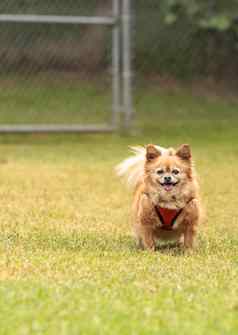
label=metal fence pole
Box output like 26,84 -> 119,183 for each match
122,0 -> 133,130
112,0 -> 121,127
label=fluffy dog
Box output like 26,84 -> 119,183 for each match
116,144 -> 201,251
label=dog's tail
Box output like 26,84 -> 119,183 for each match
115,145 -> 167,188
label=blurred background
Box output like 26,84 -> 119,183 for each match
0,3 -> 238,334
0,0 -> 237,130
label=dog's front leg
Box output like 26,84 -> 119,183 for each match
183,199 -> 200,249
135,193 -> 156,251
184,224 -> 197,249
138,225 -> 156,251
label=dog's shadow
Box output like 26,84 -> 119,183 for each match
155,242 -> 187,256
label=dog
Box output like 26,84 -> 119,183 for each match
116,144 -> 201,251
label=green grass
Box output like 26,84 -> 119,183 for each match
0,76 -> 237,334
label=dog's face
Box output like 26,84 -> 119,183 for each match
145,144 -> 192,194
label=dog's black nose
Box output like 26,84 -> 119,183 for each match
164,176 -> 172,183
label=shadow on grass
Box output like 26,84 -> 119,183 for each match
155,242 -> 186,256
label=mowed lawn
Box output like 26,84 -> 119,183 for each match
0,77 -> 237,334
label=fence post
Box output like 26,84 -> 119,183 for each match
112,0 -> 121,128
121,0 -> 133,130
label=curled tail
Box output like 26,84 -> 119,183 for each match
116,145 -> 168,188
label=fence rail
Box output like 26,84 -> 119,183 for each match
0,14 -> 117,25
0,125 -> 116,133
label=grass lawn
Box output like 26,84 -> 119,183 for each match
0,76 -> 237,334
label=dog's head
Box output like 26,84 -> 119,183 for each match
145,144 -> 193,195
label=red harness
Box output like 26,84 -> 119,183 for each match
155,206 -> 183,230
143,192 -> 193,231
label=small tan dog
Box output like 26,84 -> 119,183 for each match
116,144 -> 201,251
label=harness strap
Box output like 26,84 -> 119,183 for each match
155,206 -> 183,230
143,192 -> 194,231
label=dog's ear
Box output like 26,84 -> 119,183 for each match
176,144 -> 191,161
146,144 -> 161,161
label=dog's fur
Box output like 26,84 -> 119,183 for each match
116,144 -> 201,251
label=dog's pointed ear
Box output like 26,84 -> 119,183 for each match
176,144 -> 191,161
146,144 -> 161,161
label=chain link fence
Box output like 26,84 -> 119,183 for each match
0,0 -> 133,132
0,1 -> 237,132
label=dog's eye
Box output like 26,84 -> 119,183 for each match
172,169 -> 180,175
156,169 -> 164,175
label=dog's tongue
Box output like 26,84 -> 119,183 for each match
164,184 -> 173,192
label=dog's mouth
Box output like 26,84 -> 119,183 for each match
160,181 -> 179,191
